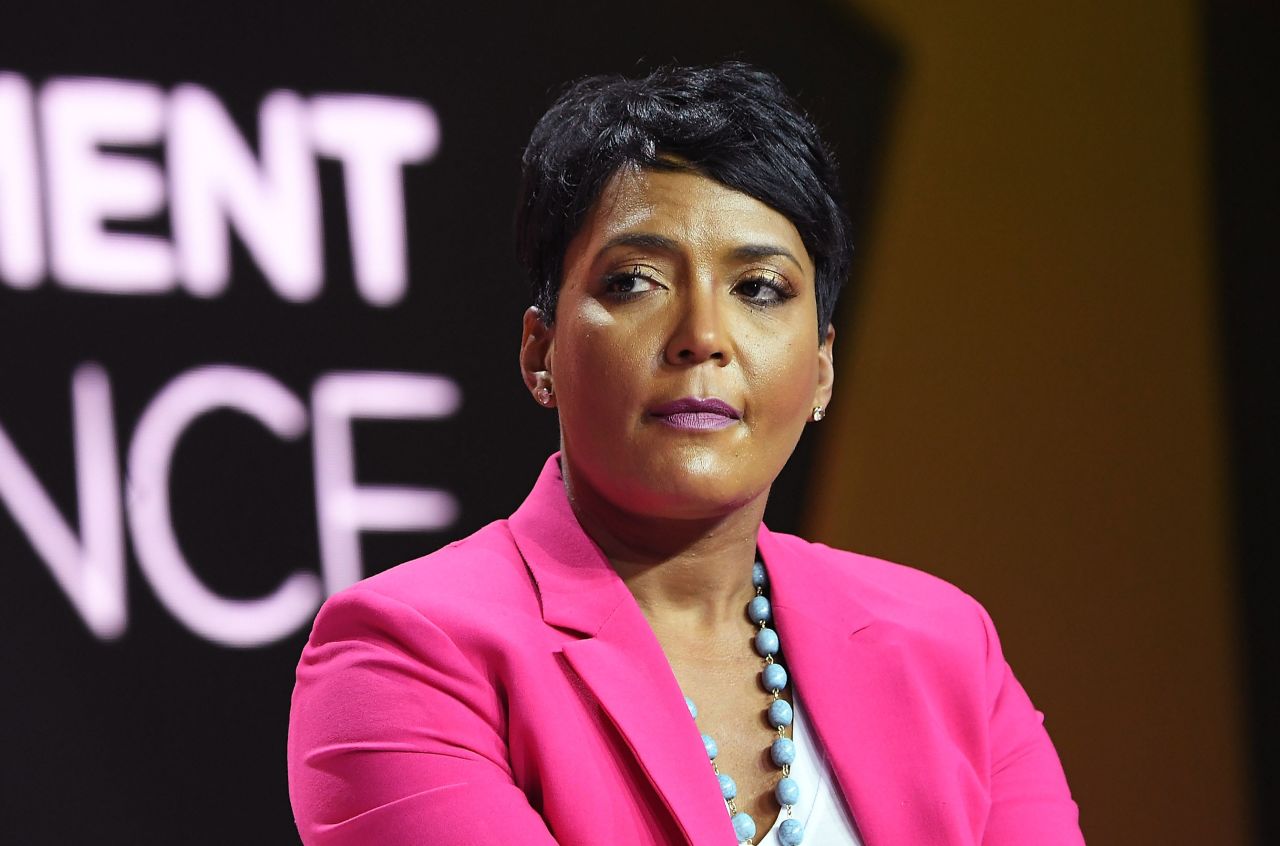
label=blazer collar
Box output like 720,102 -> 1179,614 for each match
765,530 -> 976,845
507,453 -> 632,636
506,453 -> 881,640
758,525 -> 877,639
507,454 -> 970,845
507,454 -> 735,843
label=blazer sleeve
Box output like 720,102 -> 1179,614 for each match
287,586 -> 560,846
978,603 -> 1087,845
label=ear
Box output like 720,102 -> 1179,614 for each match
520,306 -> 556,407
813,323 -> 836,416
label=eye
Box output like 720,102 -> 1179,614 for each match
735,274 -> 792,306
603,267 -> 662,299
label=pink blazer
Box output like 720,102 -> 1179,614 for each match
288,454 -> 1085,845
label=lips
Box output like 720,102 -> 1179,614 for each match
648,397 -> 741,431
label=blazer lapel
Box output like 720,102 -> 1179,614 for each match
761,525 -> 974,846
508,456 -> 975,844
560,608 -> 736,845
509,455 -> 735,845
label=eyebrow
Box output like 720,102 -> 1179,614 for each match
600,232 -> 681,253
729,243 -> 804,271
599,233 -> 805,271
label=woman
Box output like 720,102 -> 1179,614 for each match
288,62 -> 1085,845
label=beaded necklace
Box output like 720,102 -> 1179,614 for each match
682,560 -> 804,846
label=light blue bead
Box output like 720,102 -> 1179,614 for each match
779,817 -> 805,845
762,662 -> 788,692
731,811 -> 757,842
754,627 -> 779,657
768,698 -> 794,728
718,773 -> 737,800
684,695 -> 697,720
747,595 -> 772,624
776,776 -> 800,806
771,736 -> 796,766
702,733 -> 718,760
752,561 -> 767,587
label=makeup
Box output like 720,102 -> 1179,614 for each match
649,397 -> 741,431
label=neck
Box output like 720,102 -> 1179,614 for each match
561,457 -> 766,633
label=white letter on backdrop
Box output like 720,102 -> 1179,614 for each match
309,95 -> 439,306
127,365 -> 321,648
0,364 -> 125,638
0,72 -> 44,288
169,85 -> 321,302
41,76 -> 173,293
312,371 -> 459,593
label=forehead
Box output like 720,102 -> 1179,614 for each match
568,166 -> 814,274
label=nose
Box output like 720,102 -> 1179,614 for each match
664,283 -> 731,367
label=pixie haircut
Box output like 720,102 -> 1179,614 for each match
515,61 -> 854,338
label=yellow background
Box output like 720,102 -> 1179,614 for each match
810,2 -> 1250,842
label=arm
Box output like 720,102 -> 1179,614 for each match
979,604 -> 1087,845
287,586 -> 560,846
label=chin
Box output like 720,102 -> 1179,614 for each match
622,449 -> 773,519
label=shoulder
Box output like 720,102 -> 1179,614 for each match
305,519 -> 544,663
765,529 -> 995,650
767,530 -> 1015,716
357,519 -> 537,612
768,529 -> 982,609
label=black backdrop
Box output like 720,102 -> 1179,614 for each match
1205,2 -> 1280,840
0,3 -> 897,842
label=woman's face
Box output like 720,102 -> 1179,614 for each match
522,166 -> 834,520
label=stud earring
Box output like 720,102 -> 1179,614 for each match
811,406 -> 825,422
535,384 -> 554,406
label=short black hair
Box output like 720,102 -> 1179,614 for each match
515,61 -> 853,338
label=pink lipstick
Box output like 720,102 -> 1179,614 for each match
648,397 -> 741,431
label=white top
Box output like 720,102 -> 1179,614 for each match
754,693 -> 864,846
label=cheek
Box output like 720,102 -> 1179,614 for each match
555,309 -> 648,412
743,334 -> 820,420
